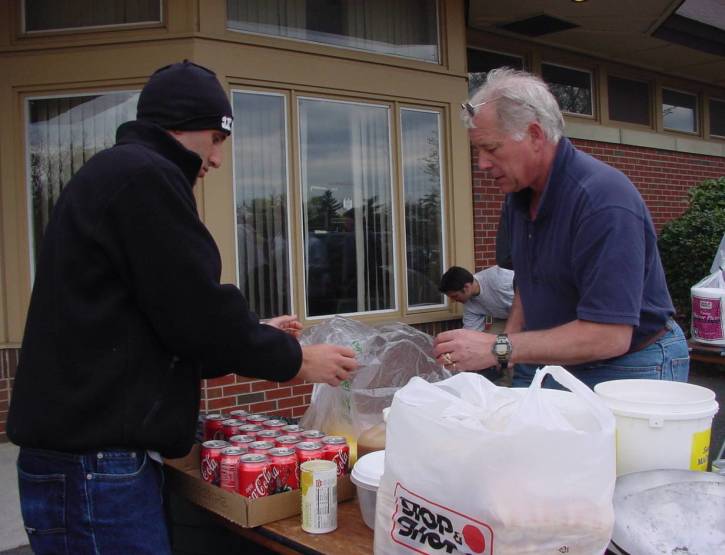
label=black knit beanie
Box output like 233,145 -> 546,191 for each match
137,60 -> 233,135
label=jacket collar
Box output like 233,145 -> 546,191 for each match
115,120 -> 202,187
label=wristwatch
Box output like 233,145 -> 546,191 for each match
491,334 -> 513,369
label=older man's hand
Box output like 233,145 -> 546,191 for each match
433,329 -> 497,371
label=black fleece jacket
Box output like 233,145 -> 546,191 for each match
7,121 -> 302,458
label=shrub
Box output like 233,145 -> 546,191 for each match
658,177 -> 725,332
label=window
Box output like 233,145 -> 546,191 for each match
608,75 -> 651,126
26,92 -> 138,270
226,0 -> 439,63
466,49 -> 524,95
24,0 -> 161,32
709,98 -> 725,138
663,88 -> 698,133
231,90 -> 446,320
541,63 -> 593,117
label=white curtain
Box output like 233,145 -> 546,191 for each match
27,92 -> 138,266
233,92 -> 291,319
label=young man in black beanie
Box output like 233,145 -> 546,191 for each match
8,61 -> 358,555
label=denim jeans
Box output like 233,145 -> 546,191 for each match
16,447 -> 171,555
512,320 -> 690,389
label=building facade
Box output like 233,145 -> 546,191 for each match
1,0 -> 724,441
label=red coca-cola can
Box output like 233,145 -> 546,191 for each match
238,453 -> 271,499
295,441 -> 325,464
229,409 -> 249,422
280,424 -> 305,437
249,440 -> 275,454
262,418 -> 287,431
268,447 -> 300,492
256,429 -> 282,442
322,435 -> 350,476
228,434 -> 256,448
245,414 -> 269,425
200,439 -> 229,485
219,446 -> 246,492
203,414 -> 228,441
300,430 -> 326,441
275,434 -> 301,448
222,419 -> 244,440
238,424 -> 263,438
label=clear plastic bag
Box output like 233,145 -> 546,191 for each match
299,316 -> 450,458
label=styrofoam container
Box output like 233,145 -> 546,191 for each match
594,379 -> 719,475
350,450 -> 385,530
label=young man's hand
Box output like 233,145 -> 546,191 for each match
298,345 -> 358,386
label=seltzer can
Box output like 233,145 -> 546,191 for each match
228,434 -> 256,448
276,434 -> 302,448
200,440 -> 229,485
281,424 -> 305,437
203,414 -> 227,441
249,440 -> 275,454
300,430 -> 326,441
322,436 -> 350,476
219,446 -> 245,492
300,459 -> 337,534
269,447 -> 300,492
262,418 -> 287,431
256,429 -> 282,441
222,418 -> 244,440
238,453 -> 271,499
296,441 -> 325,465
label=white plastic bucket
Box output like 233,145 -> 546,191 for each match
691,286 -> 725,345
350,450 -> 385,530
594,379 -> 719,475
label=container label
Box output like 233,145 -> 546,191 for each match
691,295 -> 725,340
390,482 -> 493,554
690,428 -> 711,471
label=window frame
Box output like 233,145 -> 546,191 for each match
21,0 -> 164,34
541,61 -> 595,120
24,88 -> 140,281
661,86 -> 700,135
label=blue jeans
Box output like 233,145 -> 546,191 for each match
16,447 -> 171,555
512,321 -> 690,389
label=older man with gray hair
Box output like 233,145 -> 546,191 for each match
434,68 -> 688,389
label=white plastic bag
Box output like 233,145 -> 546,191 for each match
691,269 -> 725,344
374,367 -> 616,555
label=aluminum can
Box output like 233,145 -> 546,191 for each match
322,436 -> 350,476
222,418 -> 244,440
200,439 -> 229,485
229,409 -> 249,422
203,414 -> 227,441
238,423 -> 263,438
256,429 -> 282,441
300,459 -> 337,533
245,414 -> 269,425
300,430 -> 326,441
228,434 -> 256,448
295,441 -> 325,465
219,446 -> 245,492
268,447 -> 300,492
281,424 -> 305,437
276,434 -> 302,448
262,418 -> 287,431
238,453 -> 271,499
249,440 -> 275,454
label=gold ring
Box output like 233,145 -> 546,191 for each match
442,352 -> 453,366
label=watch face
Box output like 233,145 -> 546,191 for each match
494,343 -> 508,356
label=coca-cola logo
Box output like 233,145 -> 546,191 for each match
247,467 -> 274,499
391,483 -> 493,554
200,457 -> 218,482
333,451 -> 349,474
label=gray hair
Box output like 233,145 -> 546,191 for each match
463,68 -> 564,143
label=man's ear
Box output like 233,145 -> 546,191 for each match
527,121 -> 547,148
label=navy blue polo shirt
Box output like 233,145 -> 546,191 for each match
504,138 -> 674,351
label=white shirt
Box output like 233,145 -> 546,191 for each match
463,266 -> 515,330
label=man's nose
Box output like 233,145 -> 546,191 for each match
477,153 -> 494,171
209,146 -> 223,169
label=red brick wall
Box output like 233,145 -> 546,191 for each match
0,348 -> 17,442
472,138 -> 725,271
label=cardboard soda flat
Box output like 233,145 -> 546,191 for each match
164,443 -> 355,528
